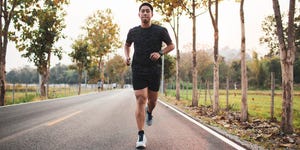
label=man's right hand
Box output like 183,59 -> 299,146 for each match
125,57 -> 131,66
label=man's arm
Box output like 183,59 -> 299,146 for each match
124,44 -> 131,65
161,43 -> 175,55
149,43 -> 175,61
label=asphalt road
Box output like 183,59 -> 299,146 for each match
0,89 -> 246,150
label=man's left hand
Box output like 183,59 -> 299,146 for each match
149,52 -> 161,61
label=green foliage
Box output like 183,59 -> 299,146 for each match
230,60 -> 241,83
136,0 -> 186,22
70,38 -> 91,70
260,13 -> 300,58
69,37 -> 91,85
12,0 -> 69,74
84,9 -> 121,70
164,54 -> 176,81
104,55 -> 128,84
50,63 -> 70,83
6,66 -> 38,83
7,64 -> 81,84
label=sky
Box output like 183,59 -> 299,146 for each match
6,0 -> 292,71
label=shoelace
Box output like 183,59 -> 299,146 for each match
138,134 -> 144,142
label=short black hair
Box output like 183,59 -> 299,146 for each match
139,2 -> 153,12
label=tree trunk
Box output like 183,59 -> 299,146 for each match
78,69 -> 82,95
175,14 -> 181,101
0,0 -> 18,106
0,0 -> 4,106
191,0 -> 198,107
272,0 -> 295,134
204,80 -> 207,105
226,77 -> 229,111
240,0 -> 248,122
40,71 -> 47,98
0,63 -> 5,106
271,72 -> 275,120
209,0 -> 220,113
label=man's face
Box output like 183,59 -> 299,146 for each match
139,6 -> 153,24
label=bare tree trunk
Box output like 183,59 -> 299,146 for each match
40,71 -> 47,97
78,69 -> 82,95
0,0 -> 4,106
191,0 -> 198,107
271,72 -> 275,120
209,0 -> 220,113
226,77 -> 229,111
272,0 -> 295,134
207,80 -> 213,105
0,63 -> 5,106
175,14 -> 181,101
240,0 -> 248,122
204,80 -> 207,105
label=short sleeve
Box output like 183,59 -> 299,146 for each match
161,27 -> 172,45
125,29 -> 133,47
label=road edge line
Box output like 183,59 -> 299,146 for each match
158,99 -> 247,150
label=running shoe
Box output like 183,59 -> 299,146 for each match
136,132 -> 147,149
145,106 -> 153,126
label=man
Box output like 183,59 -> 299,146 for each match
97,80 -> 102,92
124,2 -> 175,149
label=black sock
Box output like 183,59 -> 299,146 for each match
138,130 -> 144,135
147,109 -> 152,115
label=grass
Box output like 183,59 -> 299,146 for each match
165,89 -> 300,130
4,85 -> 97,105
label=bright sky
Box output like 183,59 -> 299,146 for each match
6,0 -> 292,71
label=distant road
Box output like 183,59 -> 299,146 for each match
0,89 -> 245,150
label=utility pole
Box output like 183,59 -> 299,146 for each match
160,55 -> 164,94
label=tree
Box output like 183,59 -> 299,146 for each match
104,55 -> 128,86
69,37 -> 91,95
260,9 -> 300,84
239,0 -> 248,122
84,9 -> 121,82
272,0 -> 296,134
260,15 -> 280,57
0,0 -> 39,105
248,51 -> 268,89
163,54 -> 176,94
230,60 -> 241,86
49,63 -> 68,84
180,0 -> 206,107
6,66 -> 38,84
208,0 -> 220,113
12,0 -> 68,97
260,13 -> 300,58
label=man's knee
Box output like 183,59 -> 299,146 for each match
135,92 -> 147,105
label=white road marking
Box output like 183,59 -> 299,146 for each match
159,100 -> 246,150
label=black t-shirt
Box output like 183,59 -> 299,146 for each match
125,24 -> 172,68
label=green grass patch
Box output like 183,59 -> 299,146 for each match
4,85 -> 97,105
165,89 -> 300,129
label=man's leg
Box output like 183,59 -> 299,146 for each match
134,88 -> 148,131
147,89 -> 158,113
134,88 -> 148,148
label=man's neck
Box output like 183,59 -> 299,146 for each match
141,23 -> 151,28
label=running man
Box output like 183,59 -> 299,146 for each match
124,2 -> 175,149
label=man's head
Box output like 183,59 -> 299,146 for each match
138,3 -> 153,25
139,2 -> 153,12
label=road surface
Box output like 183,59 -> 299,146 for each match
0,89 -> 246,150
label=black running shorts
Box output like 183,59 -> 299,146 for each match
132,65 -> 161,92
